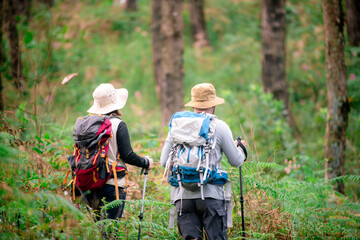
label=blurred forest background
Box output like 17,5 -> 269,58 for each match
1,0 -> 359,239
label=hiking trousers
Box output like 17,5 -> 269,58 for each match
82,184 -> 127,239
83,184 -> 127,221
176,198 -> 227,240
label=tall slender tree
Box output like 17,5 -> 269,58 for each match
0,0 -> 4,111
3,0 -> 25,92
16,0 -> 31,18
44,0 -> 54,7
344,0 -> 360,46
151,0 -> 162,100
125,0 -> 137,12
188,0 -> 210,48
322,0 -> 350,194
151,0 -> 184,127
261,0 -> 298,134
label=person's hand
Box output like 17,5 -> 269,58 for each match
145,156 -> 154,169
235,139 -> 247,148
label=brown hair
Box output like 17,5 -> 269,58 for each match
107,109 -> 122,117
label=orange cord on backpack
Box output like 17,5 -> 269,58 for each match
73,176 -> 76,201
63,170 -> 71,187
112,161 -> 119,200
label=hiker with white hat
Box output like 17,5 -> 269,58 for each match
160,83 -> 246,240
84,83 -> 153,221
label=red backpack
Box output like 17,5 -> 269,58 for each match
64,114 -> 126,200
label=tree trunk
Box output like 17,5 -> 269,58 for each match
189,0 -> 210,48
344,0 -> 360,46
322,0 -> 349,194
45,0 -> 54,7
125,0 -> 137,11
152,0 -> 184,127
0,0 -> 4,111
3,0 -> 25,92
261,0 -> 298,134
16,0 -> 31,18
151,0 -> 162,100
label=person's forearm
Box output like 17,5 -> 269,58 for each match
117,121 -> 148,168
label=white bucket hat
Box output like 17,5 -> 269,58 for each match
87,83 -> 128,114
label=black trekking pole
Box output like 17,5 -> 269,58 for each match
239,166 -> 246,238
138,168 -> 149,240
237,136 -> 247,239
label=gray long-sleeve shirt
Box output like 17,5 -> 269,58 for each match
160,114 -> 245,201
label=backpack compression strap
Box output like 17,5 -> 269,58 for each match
225,180 -> 233,228
112,161 -> 120,200
168,186 -> 176,229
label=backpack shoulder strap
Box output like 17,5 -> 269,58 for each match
108,116 -> 124,165
109,115 -> 122,129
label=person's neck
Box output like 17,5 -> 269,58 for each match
194,107 -> 215,114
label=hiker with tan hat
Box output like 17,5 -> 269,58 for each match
69,83 -> 153,224
160,83 -> 246,240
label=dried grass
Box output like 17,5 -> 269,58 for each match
231,189 -> 292,239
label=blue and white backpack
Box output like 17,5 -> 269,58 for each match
165,111 -> 228,199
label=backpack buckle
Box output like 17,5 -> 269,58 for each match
178,168 -> 184,178
101,149 -> 106,158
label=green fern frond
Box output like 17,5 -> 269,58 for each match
102,199 -> 173,214
34,192 -> 84,218
101,199 -> 126,213
238,177 -> 294,202
93,218 -> 118,227
330,175 -> 360,183
135,199 -> 174,208
337,202 -> 360,212
242,161 -> 283,175
136,220 -> 177,237
92,218 -> 177,239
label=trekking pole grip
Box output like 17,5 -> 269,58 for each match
140,168 -> 149,175
237,136 -> 248,161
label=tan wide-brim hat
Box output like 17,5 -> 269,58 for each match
87,83 -> 128,115
185,83 -> 224,109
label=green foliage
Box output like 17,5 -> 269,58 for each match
228,157 -> 360,239
0,120 -> 179,239
96,199 -> 178,239
1,0 -> 359,239
0,131 -> 88,239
